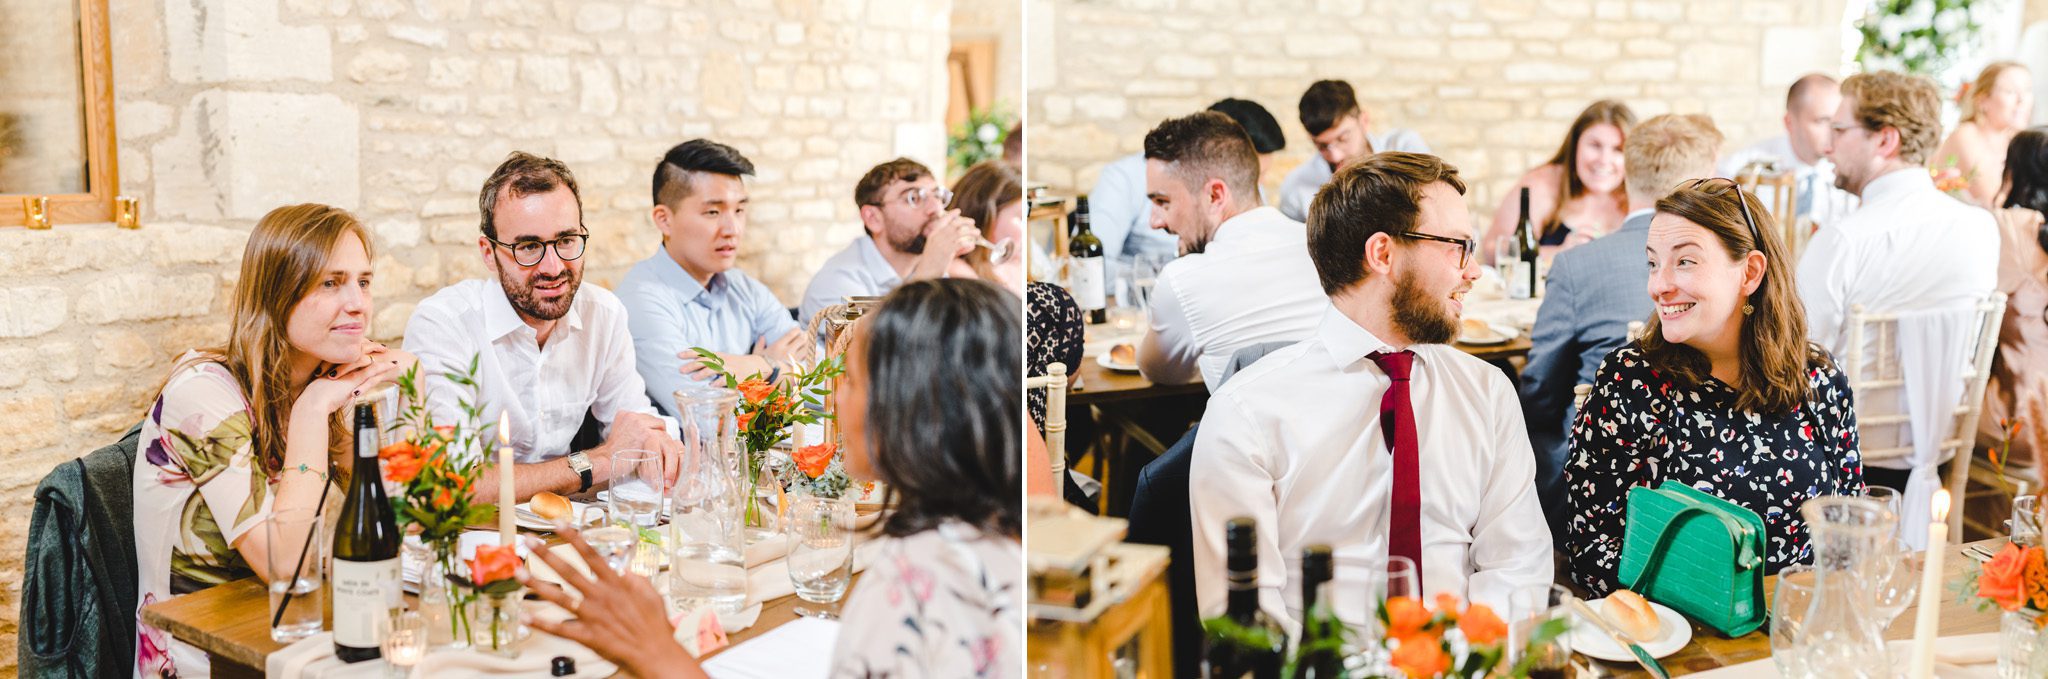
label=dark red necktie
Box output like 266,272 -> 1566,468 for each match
1368,350 -> 1423,593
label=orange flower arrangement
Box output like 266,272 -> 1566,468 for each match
1980,543 -> 2042,612
1390,633 -> 1451,678
1385,596 -> 1431,638
1459,604 -> 1507,646
1368,592 -> 1557,678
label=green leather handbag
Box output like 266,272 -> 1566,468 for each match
1616,480 -> 1768,637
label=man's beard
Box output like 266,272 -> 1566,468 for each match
497,264 -> 580,321
887,219 -> 926,254
1389,266 -> 1457,344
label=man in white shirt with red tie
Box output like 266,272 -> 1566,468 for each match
1189,152 -> 1552,631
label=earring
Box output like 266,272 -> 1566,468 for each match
1742,303 -> 1755,316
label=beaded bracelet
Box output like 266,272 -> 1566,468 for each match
289,463 -> 329,482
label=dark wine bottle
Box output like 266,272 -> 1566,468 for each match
1517,186 -> 1540,298
1068,195 -> 1108,324
332,403 -> 400,662
1204,517 -> 1286,679
1290,545 -> 1341,679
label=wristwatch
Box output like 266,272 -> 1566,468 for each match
567,451 -> 594,493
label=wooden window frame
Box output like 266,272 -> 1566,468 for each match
3,0 -> 118,228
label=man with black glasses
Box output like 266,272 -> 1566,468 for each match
617,140 -> 811,416
406,151 -> 680,501
798,157 -> 978,323
1190,152 -> 1550,630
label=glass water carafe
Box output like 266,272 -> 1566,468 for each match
1791,495 -> 1898,678
669,387 -> 748,614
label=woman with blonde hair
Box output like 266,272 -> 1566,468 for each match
132,204 -> 415,676
1484,99 -> 1637,261
1563,180 -> 1862,596
946,160 -> 1026,293
1936,61 -> 2035,205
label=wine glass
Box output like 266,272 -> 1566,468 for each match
787,493 -> 856,613
1509,585 -> 1573,678
1772,564 -> 1818,679
975,236 -> 1016,264
2016,495 -> 2044,547
1869,537 -> 1922,632
607,449 -> 666,577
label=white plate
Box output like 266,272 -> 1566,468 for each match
1457,323 -> 1519,346
1096,351 -> 1139,373
1569,597 -> 1692,662
513,499 -> 602,531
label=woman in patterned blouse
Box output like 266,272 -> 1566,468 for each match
133,204 -> 416,676
1563,180 -> 1863,596
524,278 -> 1023,678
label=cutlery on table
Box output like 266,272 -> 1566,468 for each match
1566,595 -> 1669,679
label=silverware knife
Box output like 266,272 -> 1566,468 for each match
1566,596 -> 1669,679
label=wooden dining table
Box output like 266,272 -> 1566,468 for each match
140,531 -> 855,678
1590,537 -> 2005,677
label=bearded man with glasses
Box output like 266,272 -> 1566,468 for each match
798,157 -> 979,323
406,151 -> 682,502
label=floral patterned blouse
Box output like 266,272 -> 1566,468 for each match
830,521 -> 1022,678
1562,346 -> 1864,596
132,355 -> 274,678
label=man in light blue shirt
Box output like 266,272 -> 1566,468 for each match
1091,98 -> 1287,280
618,139 -> 808,417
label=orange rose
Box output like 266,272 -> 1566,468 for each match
1459,604 -> 1507,646
468,543 -> 521,585
1981,543 -> 2032,611
432,488 -> 455,511
793,443 -> 836,479
381,448 -> 422,484
737,411 -> 756,430
1389,633 -> 1450,678
1385,596 -> 1430,638
1433,593 -> 1462,621
737,379 -> 774,405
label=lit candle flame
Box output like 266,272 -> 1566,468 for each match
497,411 -> 509,446
1933,488 -> 1951,523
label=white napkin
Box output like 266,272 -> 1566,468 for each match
699,617 -> 842,679
264,603 -> 618,678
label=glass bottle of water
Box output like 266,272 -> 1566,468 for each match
670,388 -> 749,614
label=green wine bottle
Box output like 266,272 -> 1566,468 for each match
332,402 -> 400,662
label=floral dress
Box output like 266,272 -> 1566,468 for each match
132,355 -> 274,678
1562,346 -> 1864,596
1028,281 -> 1083,429
830,521 -> 1022,678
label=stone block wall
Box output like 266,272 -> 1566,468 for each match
0,0 -> 959,666
1028,0 -> 1853,224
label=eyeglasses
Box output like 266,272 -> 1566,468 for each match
486,232 -> 589,267
869,186 -> 952,210
1390,231 -> 1477,269
1679,178 -> 1763,247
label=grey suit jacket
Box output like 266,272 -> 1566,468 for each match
1518,211 -> 1654,530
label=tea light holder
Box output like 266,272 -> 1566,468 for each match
22,196 -> 50,229
115,196 -> 140,229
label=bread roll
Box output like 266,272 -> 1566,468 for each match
1603,589 -> 1661,641
1459,318 -> 1498,342
1109,343 -> 1136,365
530,491 -> 572,520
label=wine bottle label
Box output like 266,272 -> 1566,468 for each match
1071,256 -> 1106,310
332,557 -> 399,647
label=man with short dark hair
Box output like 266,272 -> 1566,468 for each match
617,139 -> 809,417
1277,79 -> 1432,222
1190,152 -> 1550,630
406,151 -> 680,501
1089,98 -> 1288,280
1521,114 -> 1723,533
1136,111 -> 1322,386
798,157 -> 978,323
1718,73 -> 1857,229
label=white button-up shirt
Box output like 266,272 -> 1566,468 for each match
1277,127 -> 1431,222
1797,167 -> 1999,356
1142,206 -> 1324,386
1716,134 -> 1858,230
1190,307 -> 1553,632
799,234 -> 901,326
402,279 -> 659,463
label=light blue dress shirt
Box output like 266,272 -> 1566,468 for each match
799,234 -> 902,326
1089,153 -> 1182,278
617,251 -> 800,417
